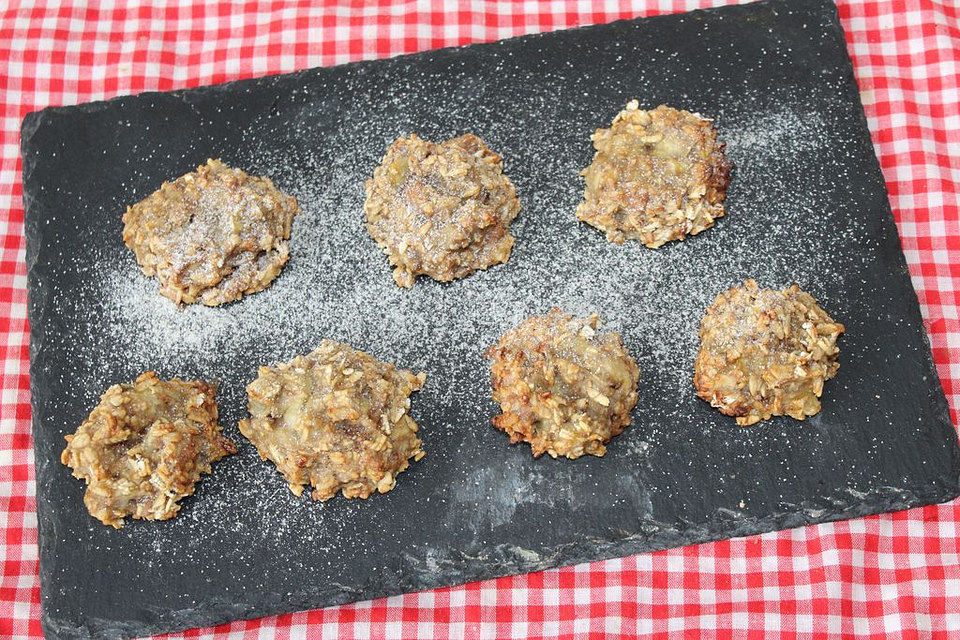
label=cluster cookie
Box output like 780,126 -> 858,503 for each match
122,159 -> 299,306
364,133 -> 521,288
61,372 -> 236,528
486,309 -> 640,459
694,279 -> 845,425
577,101 -> 733,248
238,341 -> 426,501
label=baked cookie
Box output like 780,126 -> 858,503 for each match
576,101 -> 733,248
694,279 -> 845,425
122,158 -> 299,306
239,341 -> 426,501
61,372 -> 236,528
485,309 -> 640,459
363,133 -> 521,288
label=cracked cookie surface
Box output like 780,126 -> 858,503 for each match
576,101 -> 733,248
364,133 -> 521,288
122,158 -> 299,306
61,372 -> 236,528
239,341 -> 426,501
486,309 -> 640,459
694,279 -> 845,425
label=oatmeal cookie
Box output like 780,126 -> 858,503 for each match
122,158 -> 299,306
239,341 -> 426,501
61,372 -> 236,528
363,133 -> 521,288
485,309 -> 640,459
576,101 -> 733,248
694,279 -> 845,425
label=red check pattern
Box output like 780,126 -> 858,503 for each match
1,1 -> 959,638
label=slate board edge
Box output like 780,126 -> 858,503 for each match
20,0 -> 822,140
40,483 -> 960,639
810,0 -> 960,477
19,0 -> 960,637
21,101 -> 64,640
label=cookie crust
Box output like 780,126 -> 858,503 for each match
576,101 -> 733,248
239,341 -> 426,501
364,133 -> 521,288
694,279 -> 845,425
485,309 -> 640,459
61,372 -> 236,528
122,158 -> 299,306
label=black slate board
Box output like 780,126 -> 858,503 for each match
21,0 -> 960,637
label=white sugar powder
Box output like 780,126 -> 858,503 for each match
51,80 -> 874,559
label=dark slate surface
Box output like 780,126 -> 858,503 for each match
20,0 -> 960,637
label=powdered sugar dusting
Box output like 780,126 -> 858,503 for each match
48,84 -> 873,556
54,83 -> 869,540
96,103 -> 855,389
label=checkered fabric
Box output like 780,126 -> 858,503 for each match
1,0 -> 958,637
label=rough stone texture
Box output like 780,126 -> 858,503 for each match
20,0 -> 960,637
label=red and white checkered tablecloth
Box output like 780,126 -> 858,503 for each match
2,1 -> 959,638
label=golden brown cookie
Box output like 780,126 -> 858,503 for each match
485,309 -> 640,459
239,341 -> 426,501
122,158 -> 299,306
694,279 -> 845,425
576,101 -> 733,248
363,133 -> 521,288
61,372 -> 236,528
